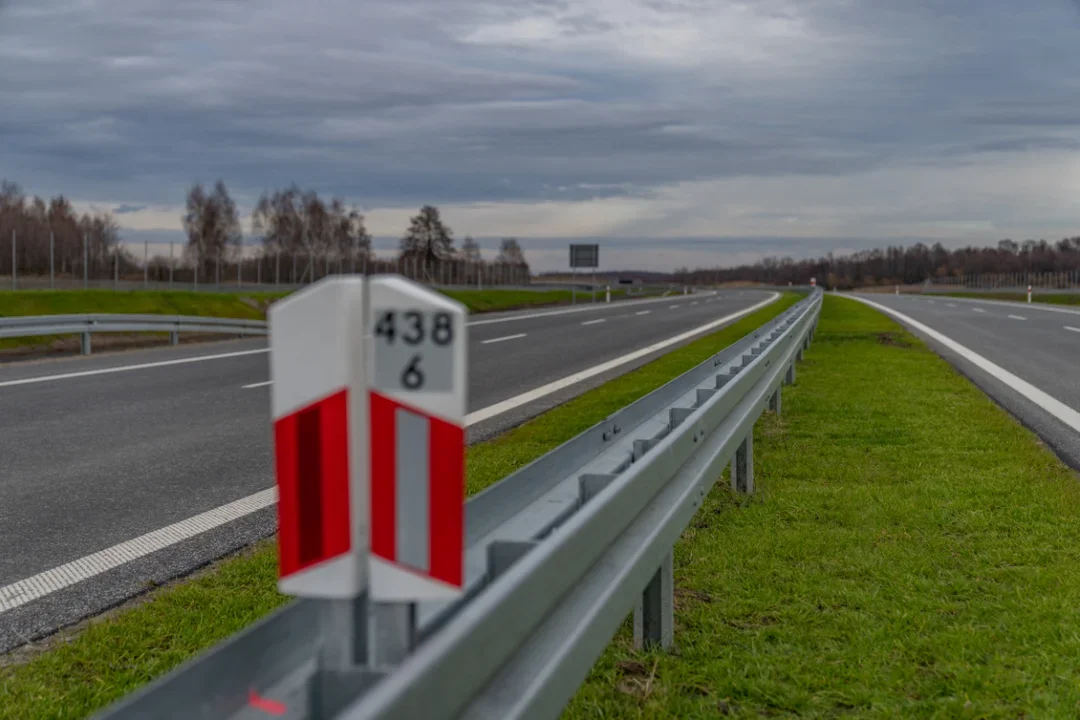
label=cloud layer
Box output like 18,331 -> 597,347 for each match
3,0 -> 1080,270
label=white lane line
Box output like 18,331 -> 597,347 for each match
851,295 -> 1080,434
972,308 -> 986,313
690,301 -> 699,306
1008,315 -> 1027,321
242,380 -> 273,389
0,292 -> 781,614
947,303 -> 957,308
1066,326 -> 1080,333
928,300 -> 936,304
635,310 -> 651,316
0,348 -> 268,390
0,489 -> 278,613
669,305 -> 681,309
581,319 -> 606,326
931,295 -> 1080,317
481,333 -> 528,345
465,291 -> 718,327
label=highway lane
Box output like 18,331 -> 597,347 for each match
852,292 -> 1080,470
0,289 -> 775,650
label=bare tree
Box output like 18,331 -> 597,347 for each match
460,235 -> 481,263
496,237 -> 527,267
183,180 -> 242,278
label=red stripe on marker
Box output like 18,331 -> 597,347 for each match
274,389 -> 351,579
429,416 -> 464,586
369,391 -> 397,562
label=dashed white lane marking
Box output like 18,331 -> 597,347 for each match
0,292 -> 781,614
947,303 -> 957,307
928,300 -> 936,304
0,348 -> 269,389
242,380 -> 273,389
581,319 -> 606,326
635,310 -> 651,316
481,333 -> 528,345
1008,315 -> 1027,321
669,305 -> 681,309
1066,326 -> 1080,334
972,308 -> 986,313
690,301 -> 699,306
0,489 -> 277,613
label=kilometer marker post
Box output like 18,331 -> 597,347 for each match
367,275 -> 468,666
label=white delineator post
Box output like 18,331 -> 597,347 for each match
1027,285 -> 1032,304
606,285 -> 611,303
366,276 -> 467,665
269,277 -> 370,599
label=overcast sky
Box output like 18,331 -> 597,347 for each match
3,0 -> 1080,271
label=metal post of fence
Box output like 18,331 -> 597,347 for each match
257,256 -> 261,286
113,251 -> 118,288
633,552 -> 673,651
237,251 -> 242,287
731,433 -> 754,493
215,251 -> 220,287
292,252 -> 297,284
11,229 -> 16,291
194,258 -> 199,290
144,240 -> 148,289
276,251 -> 280,287
169,243 -> 174,288
83,233 -> 88,289
49,231 -> 55,289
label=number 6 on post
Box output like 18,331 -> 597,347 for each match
366,275 -> 468,601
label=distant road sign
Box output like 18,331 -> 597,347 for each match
570,243 -> 599,269
269,277 -> 369,599
367,276 -> 467,601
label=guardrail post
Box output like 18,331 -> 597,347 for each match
731,433 -> 753,493
310,596 -> 372,716
169,331 -> 179,346
785,363 -> 796,385
634,551 -> 673,650
769,386 -> 781,414
369,602 -> 417,668
81,331 -> 92,355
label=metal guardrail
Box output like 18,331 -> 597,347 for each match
0,314 -> 268,354
94,289 -> 822,720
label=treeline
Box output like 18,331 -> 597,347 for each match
674,238 -> 1080,289
0,178 -> 531,281
0,180 -> 135,278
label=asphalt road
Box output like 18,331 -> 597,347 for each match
852,293 -> 1080,471
0,289 -> 775,651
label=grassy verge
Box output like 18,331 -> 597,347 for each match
0,287 -> 636,353
942,291 -> 1080,306
0,294 -> 801,720
565,296 -> 1080,718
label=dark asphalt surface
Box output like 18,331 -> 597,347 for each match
0,289 -> 774,651
853,293 -> 1080,471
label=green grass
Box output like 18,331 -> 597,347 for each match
0,287 -> 632,352
943,291 -> 1080,306
564,296 -> 1080,719
0,294 -> 801,720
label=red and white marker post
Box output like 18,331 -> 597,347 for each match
367,276 -> 468,603
1028,284 -> 1032,304
269,278 -> 369,599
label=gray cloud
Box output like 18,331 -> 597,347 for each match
2,0 -> 1080,251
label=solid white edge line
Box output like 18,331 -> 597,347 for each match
480,333 -> 528,345
580,318 -> 606,326
0,348 -> 269,389
0,489 -> 278,613
242,380 -> 274,389
0,292 -> 781,613
1066,326 -> 1080,333
850,295 -> 1080,435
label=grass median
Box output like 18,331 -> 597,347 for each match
0,294 -> 799,720
565,295 -> 1080,718
943,291 -> 1080,307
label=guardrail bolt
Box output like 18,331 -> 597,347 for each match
634,551 -> 674,651
731,434 -> 754,494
